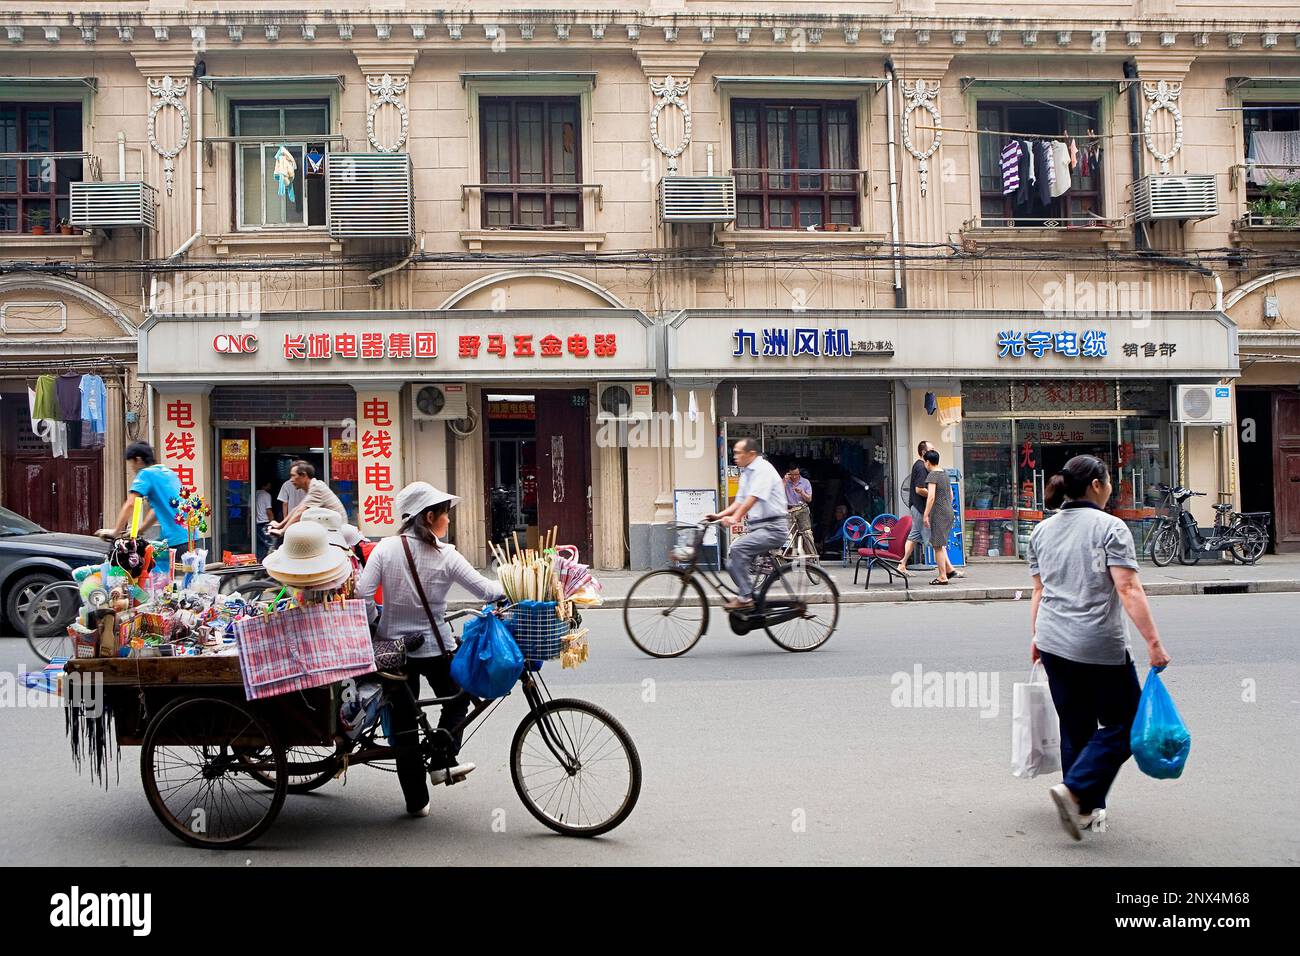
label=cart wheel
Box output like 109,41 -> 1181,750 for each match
239,745 -> 340,794
510,698 -> 641,837
141,696 -> 287,849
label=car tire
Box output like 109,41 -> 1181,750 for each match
4,571 -> 61,635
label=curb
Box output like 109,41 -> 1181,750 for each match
449,577 -> 1300,610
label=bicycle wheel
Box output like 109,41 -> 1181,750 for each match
22,580 -> 80,663
141,696 -> 286,849
623,570 -> 708,658
240,744 -> 340,794
1231,523 -> 1268,565
510,698 -> 641,837
758,561 -> 839,652
1148,522 -> 1179,567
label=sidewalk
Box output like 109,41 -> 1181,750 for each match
554,552 -> 1300,609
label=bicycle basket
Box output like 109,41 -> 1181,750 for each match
506,601 -> 570,661
669,523 -> 705,566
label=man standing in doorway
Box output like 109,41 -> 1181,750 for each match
254,477 -> 275,560
898,441 -> 933,577
269,460 -> 346,536
784,465 -> 816,556
98,442 -> 191,554
707,438 -> 789,610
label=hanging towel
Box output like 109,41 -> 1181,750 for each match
79,374 -> 108,434
1248,130 -> 1300,186
1050,141 -> 1072,199
1000,140 -> 1023,195
33,375 -> 59,421
1025,139 -> 1036,184
1067,137 -> 1079,169
55,372 -> 83,423
1037,141 -> 1055,205
28,384 -> 70,457
273,146 -> 297,202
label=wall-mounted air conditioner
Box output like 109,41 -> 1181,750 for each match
1174,384 -> 1232,425
596,382 -> 653,421
409,383 -> 468,421
69,181 -> 157,230
1132,174 -> 1218,223
659,176 -> 737,223
327,152 -> 414,238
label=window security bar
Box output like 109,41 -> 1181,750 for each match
460,182 -> 603,211
1230,162 -> 1300,191
730,168 -> 869,195
0,151 -> 102,181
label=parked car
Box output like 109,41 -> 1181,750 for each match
0,507 -> 109,635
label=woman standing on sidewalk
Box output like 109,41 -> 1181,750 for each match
1028,454 -> 1171,840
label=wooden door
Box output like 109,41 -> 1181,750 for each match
1275,394 -> 1300,550
534,390 -> 592,558
2,400 -> 102,533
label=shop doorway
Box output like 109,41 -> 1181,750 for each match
483,391 -> 591,557
0,396 -> 102,534
215,424 -> 357,560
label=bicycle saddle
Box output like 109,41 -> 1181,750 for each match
1212,503 -> 1234,513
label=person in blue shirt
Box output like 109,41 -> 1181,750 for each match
98,441 -> 191,552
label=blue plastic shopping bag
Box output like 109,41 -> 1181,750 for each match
1130,667 -> 1191,779
450,607 -> 524,700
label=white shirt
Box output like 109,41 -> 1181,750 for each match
255,489 -> 273,524
356,535 -> 505,658
737,456 -> 788,522
277,479 -> 306,515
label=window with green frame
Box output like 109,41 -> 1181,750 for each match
233,101 -> 329,229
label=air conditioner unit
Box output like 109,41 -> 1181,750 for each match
409,383 -> 468,421
659,176 -> 737,223
596,382 -> 653,421
326,152 -> 414,238
68,181 -> 157,230
1174,384 -> 1232,425
1132,174 -> 1218,223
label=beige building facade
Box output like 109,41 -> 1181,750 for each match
1,1 -> 1298,568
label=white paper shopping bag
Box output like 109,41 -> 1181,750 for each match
1011,662 -> 1062,778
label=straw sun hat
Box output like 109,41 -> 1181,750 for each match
263,522 -> 350,586
301,507 -> 364,549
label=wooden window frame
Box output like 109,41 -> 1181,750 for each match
975,99 -> 1103,228
0,101 -> 82,234
478,96 -> 583,230
730,98 -> 860,231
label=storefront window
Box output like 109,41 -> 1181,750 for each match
218,428 -> 254,559
963,420 -> 1015,558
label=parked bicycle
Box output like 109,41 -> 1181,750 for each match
1147,484 -> 1270,567
622,520 -> 839,658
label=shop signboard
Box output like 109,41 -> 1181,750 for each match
220,439 -> 250,481
674,489 -> 719,547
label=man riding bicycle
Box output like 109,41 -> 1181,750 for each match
707,437 -> 789,611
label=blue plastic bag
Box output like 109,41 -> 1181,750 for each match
450,607 -> 524,700
1130,667 -> 1191,779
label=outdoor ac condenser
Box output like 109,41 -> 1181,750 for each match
409,383 -> 468,421
1173,384 -> 1232,425
596,382 -> 653,421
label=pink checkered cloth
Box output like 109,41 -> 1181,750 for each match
235,600 -> 375,700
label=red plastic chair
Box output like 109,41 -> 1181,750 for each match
854,514 -> 911,590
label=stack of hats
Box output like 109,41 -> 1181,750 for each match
263,523 -> 352,590
301,508 -> 364,551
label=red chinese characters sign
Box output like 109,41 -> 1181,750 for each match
356,391 -> 402,536
269,331 -> 618,362
160,395 -> 208,501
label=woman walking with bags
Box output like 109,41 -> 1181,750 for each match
1027,455 -> 1171,840
355,482 -> 504,817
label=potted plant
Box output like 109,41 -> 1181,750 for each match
27,208 -> 50,235
57,217 -> 74,235
1249,180 -> 1300,227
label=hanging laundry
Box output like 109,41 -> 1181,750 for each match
1079,145 -> 1089,177
273,146 -> 298,202
55,371 -> 83,423
1015,143 -> 1033,205
1000,140 -> 1023,195
1050,141 -> 1072,199
1024,140 -> 1036,185
33,374 -> 59,420
1067,137 -> 1079,169
1248,130 -> 1300,186
79,374 -> 107,434
79,419 -> 104,450
1037,140 -> 1055,205
28,387 -> 68,458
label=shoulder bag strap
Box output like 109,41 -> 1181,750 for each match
400,535 -> 451,656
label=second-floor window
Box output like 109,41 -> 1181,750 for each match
234,102 -> 328,229
0,102 -> 82,234
977,101 -> 1102,227
480,97 -> 581,229
1243,102 -> 1300,216
731,100 -> 859,230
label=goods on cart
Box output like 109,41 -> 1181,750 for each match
490,528 -> 599,666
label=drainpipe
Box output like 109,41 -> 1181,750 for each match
117,131 -> 126,182
166,74 -> 204,262
884,60 -> 905,308
1123,60 -> 1148,251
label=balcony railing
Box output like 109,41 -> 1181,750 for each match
1232,163 -> 1300,230
966,214 -> 1124,230
0,151 -> 102,235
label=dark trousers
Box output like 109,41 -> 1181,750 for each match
385,655 -> 470,813
1039,650 -> 1142,814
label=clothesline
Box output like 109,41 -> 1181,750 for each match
909,122 -> 1123,143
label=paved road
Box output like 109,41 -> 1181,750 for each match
1,593 -> 1295,865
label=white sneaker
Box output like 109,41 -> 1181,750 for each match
408,802 -> 430,817
1049,783 -> 1083,841
1078,808 -> 1108,833
430,762 -> 476,786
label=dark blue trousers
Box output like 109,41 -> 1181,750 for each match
1039,650 -> 1142,814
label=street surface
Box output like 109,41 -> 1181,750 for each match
1,593 -> 1295,866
